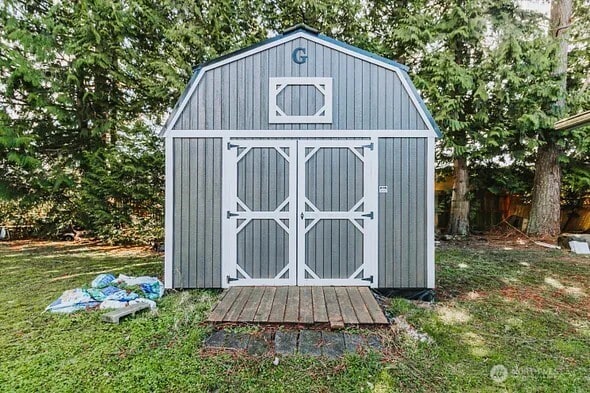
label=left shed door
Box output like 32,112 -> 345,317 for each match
222,139 -> 297,287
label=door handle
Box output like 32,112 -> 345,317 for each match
300,212 -> 304,220
361,211 -> 374,219
227,211 -> 239,219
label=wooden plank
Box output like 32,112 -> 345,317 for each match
268,286 -> 288,323
311,286 -> 329,323
223,287 -> 252,322
346,287 -> 374,324
238,286 -> 265,322
335,287 -> 358,324
299,287 -> 314,324
208,287 -> 242,322
209,289 -> 228,314
283,287 -> 300,323
253,287 -> 276,322
358,287 -> 388,324
323,287 -> 344,329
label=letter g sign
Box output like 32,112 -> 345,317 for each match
292,47 -> 308,64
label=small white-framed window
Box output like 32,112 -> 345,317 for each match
269,77 -> 333,124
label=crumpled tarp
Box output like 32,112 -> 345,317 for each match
45,288 -> 101,314
45,273 -> 163,314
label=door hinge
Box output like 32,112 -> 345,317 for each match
227,142 -> 239,150
361,211 -> 374,219
362,142 -> 374,151
227,276 -> 239,283
227,211 -> 239,219
362,275 -> 374,283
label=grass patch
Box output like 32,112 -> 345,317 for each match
0,241 -> 589,392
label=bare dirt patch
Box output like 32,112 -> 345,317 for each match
499,286 -> 590,318
1,240 -> 156,257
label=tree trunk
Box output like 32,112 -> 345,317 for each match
527,0 -> 572,237
447,157 -> 470,235
527,143 -> 562,236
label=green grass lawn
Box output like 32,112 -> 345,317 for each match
0,241 -> 588,392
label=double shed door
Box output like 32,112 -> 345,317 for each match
222,138 -> 377,287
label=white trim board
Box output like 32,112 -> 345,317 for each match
426,136 -> 436,289
159,31 -> 437,137
168,129 -> 435,138
164,136 -> 174,288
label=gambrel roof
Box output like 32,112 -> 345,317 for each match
160,24 -> 441,137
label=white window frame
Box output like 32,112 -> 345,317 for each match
268,77 -> 333,124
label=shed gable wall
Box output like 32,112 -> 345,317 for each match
172,37 -> 428,131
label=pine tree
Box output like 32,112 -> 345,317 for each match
526,0 -> 573,236
0,0 -> 261,238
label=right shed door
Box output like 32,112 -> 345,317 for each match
297,139 -> 378,286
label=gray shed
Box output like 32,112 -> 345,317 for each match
160,25 -> 440,290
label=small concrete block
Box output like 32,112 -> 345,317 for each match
343,333 -> 364,353
570,241 -> 590,255
275,330 -> 298,355
101,302 -> 150,324
224,332 -> 250,350
247,333 -> 271,356
321,331 -> 345,359
366,334 -> 383,351
203,330 -> 226,348
298,330 -> 322,356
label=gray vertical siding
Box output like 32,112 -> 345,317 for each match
172,37 -> 428,131
172,138 -> 222,288
378,138 -> 428,288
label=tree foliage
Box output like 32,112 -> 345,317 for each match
0,0 -> 589,242
0,0 -> 263,242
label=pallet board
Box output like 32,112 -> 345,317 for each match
208,286 -> 388,328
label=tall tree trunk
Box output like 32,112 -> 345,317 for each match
527,143 -> 562,236
447,157 -> 470,235
527,0 -> 572,236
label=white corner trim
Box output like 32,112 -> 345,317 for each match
164,136 -> 174,288
160,31 -> 436,137
268,77 -> 333,124
426,136 -> 436,289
